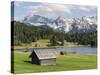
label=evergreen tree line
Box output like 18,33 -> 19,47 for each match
12,21 -> 97,47
12,21 -> 64,46
50,33 -> 64,46
65,32 -> 97,47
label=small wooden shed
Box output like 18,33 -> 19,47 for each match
29,50 -> 56,65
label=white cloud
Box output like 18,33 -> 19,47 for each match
29,5 -> 54,17
43,3 -> 73,13
27,3 -> 74,18
14,2 -> 97,19
79,6 -> 97,12
32,5 -> 53,12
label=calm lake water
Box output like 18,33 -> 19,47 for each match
15,47 -> 97,54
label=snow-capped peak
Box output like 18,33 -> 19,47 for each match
22,14 -> 97,33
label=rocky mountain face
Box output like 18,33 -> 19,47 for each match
22,14 -> 97,33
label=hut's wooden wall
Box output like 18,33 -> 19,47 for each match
40,58 -> 56,65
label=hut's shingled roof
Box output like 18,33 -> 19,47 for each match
30,50 -> 56,59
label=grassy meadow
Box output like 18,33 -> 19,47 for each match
14,39 -> 82,49
12,51 -> 97,74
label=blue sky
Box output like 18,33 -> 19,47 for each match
12,1 -> 97,21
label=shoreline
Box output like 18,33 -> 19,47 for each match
13,45 -> 97,49
13,45 -> 85,49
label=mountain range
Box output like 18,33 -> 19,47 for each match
22,14 -> 97,33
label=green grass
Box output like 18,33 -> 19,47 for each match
14,39 -> 82,49
12,51 -> 97,74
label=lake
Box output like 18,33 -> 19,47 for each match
15,47 -> 97,54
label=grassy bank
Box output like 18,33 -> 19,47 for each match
14,39 -> 82,49
12,51 -> 97,74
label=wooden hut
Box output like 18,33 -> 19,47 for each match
29,50 -> 56,65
